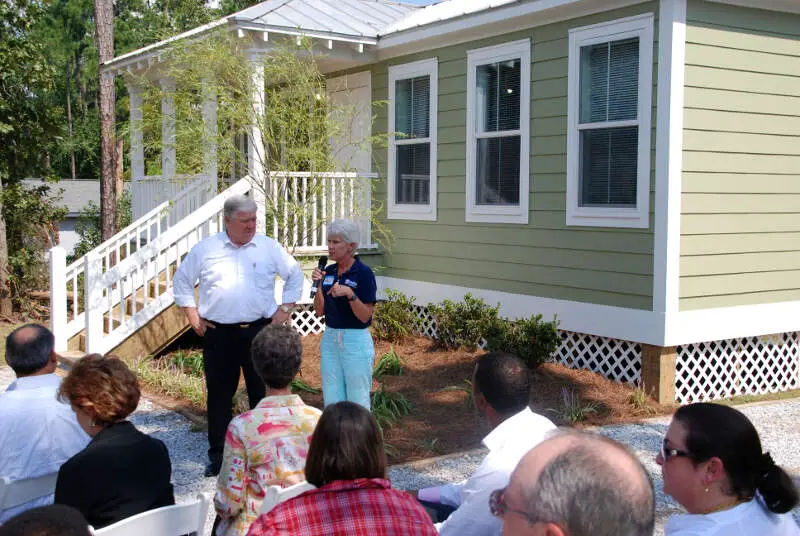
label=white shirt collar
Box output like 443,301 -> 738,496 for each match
7,373 -> 61,392
219,231 -> 256,249
482,407 -> 537,452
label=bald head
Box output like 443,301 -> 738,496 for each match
5,323 -> 55,377
503,431 -> 654,536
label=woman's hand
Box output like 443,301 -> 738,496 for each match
312,267 -> 325,284
328,282 -> 354,300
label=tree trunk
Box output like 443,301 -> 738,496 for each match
66,60 -> 76,180
95,0 -> 116,240
0,176 -> 13,316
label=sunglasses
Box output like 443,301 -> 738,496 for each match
660,438 -> 691,461
489,487 -> 541,526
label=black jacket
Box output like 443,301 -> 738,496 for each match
54,420 -> 175,529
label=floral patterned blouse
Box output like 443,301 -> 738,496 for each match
214,395 -> 321,536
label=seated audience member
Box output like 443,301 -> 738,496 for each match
245,401 -> 437,536
658,402 -> 799,536
54,354 -> 175,529
0,504 -> 91,536
497,430 -> 654,536
0,324 -> 89,523
415,352 -> 556,535
214,324 -> 322,536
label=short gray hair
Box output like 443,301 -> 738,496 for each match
522,432 -> 655,536
224,194 -> 257,219
327,219 -> 360,249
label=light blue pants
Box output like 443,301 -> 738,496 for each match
320,327 -> 375,410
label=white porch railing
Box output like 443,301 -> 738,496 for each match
49,177 -> 250,354
268,171 -> 377,254
132,173 -> 216,225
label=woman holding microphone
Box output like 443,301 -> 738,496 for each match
311,219 -> 377,409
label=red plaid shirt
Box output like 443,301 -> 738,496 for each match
245,478 -> 437,536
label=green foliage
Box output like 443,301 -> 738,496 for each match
627,382 -> 656,414
440,379 -> 474,409
372,290 -> 417,343
550,388 -> 599,424
290,378 -> 321,395
169,349 -> 204,377
428,294 -> 500,351
129,355 -> 207,408
1,182 -> 67,305
371,383 -> 412,432
373,346 -> 406,379
485,314 -> 560,370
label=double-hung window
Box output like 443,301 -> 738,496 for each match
388,58 -> 438,220
566,14 -> 654,228
466,39 -> 531,224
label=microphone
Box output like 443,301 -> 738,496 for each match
310,255 -> 328,298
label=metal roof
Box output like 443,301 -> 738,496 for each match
230,0 -> 420,39
21,179 -> 130,216
379,0 -> 520,35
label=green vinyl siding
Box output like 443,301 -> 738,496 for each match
680,0 -> 800,311
371,2 -> 658,310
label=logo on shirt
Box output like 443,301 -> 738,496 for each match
343,279 -> 358,288
323,275 -> 335,287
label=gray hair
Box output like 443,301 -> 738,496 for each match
522,432 -> 655,536
6,324 -> 55,376
224,194 -> 257,219
327,219 -> 360,249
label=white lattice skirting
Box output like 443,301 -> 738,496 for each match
675,332 -> 800,404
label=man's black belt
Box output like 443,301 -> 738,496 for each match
207,317 -> 270,329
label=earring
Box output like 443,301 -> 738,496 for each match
90,420 -> 96,427
704,487 -> 710,493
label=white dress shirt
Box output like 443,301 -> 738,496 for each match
172,232 -> 304,323
432,407 -> 557,536
665,497 -> 800,536
0,373 -> 90,523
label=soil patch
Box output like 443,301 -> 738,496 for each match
157,332 -> 674,464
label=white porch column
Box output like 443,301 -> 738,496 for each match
49,247 -> 68,352
202,79 -> 218,198
127,82 -> 145,180
160,77 -> 176,181
247,52 -> 267,233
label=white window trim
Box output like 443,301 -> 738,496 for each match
566,13 -> 654,229
466,39 -> 531,225
388,58 -> 438,221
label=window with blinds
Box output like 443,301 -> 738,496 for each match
578,38 -> 639,207
566,14 -> 654,229
395,75 -> 431,204
466,39 -> 530,224
388,58 -> 438,221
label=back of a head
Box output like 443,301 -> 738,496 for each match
250,324 -> 303,389
675,402 -> 799,513
304,401 -> 386,487
474,352 -> 531,415
524,433 -> 654,536
0,504 -> 90,536
5,324 -> 54,376
58,354 -> 141,425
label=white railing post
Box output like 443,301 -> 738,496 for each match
83,251 -> 104,355
49,247 -> 68,352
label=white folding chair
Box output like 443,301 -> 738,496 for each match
258,481 -> 315,515
90,493 -> 209,536
0,473 -> 59,510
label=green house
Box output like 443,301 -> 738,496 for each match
104,0 -> 800,404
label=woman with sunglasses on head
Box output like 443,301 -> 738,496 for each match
658,402 -> 799,536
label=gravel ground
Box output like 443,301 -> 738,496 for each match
3,365 -> 800,535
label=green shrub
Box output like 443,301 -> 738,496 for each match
290,378 -> 321,395
485,314 -> 559,370
169,349 -> 204,376
371,383 -> 412,431
372,290 -> 417,343
373,346 -> 406,379
428,294 -> 500,350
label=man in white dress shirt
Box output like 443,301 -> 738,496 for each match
0,324 -> 90,523
172,194 -> 304,477
415,352 -> 557,536
498,430 -> 654,536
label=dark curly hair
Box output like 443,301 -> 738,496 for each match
250,323 -> 303,389
58,354 -> 140,425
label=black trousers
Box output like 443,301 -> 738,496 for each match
203,318 -> 270,461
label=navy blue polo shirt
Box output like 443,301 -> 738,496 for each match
320,256 -> 377,329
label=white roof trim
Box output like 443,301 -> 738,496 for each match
704,0 -> 800,14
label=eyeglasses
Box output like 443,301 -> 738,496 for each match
489,488 -> 540,526
660,438 -> 691,461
